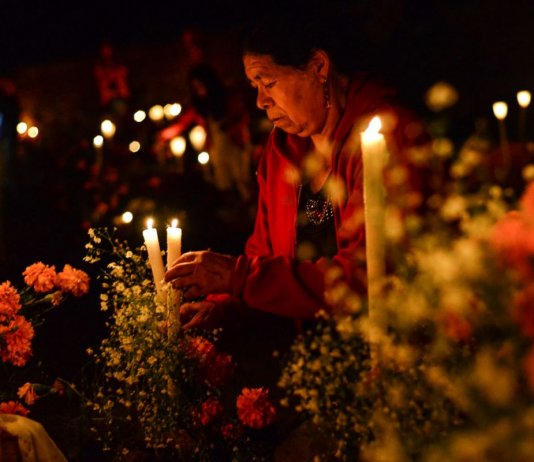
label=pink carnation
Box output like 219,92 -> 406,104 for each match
0,315 -> 34,366
56,264 -> 90,297
236,387 -> 276,429
0,400 -> 30,416
23,262 -> 57,293
0,281 -> 21,323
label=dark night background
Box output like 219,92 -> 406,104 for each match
0,0 -> 533,458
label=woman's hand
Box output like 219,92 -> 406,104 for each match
164,250 -> 237,300
179,300 -> 225,330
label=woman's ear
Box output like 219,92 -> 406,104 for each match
308,49 -> 330,80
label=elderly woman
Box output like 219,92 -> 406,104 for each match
165,12 -> 428,331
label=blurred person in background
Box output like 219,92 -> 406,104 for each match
158,63 -> 255,204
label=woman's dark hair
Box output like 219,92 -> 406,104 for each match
242,4 -> 365,75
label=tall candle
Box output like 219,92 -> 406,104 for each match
142,218 -> 166,301
361,116 -> 389,351
166,218 -> 182,269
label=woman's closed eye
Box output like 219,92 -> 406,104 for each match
264,81 -> 276,89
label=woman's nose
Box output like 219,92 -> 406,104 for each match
256,88 -> 272,110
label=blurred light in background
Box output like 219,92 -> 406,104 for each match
189,125 -> 207,151
93,135 -> 104,148
170,136 -> 186,157
101,119 -> 116,138
148,105 -> 164,122
129,141 -> 141,153
492,101 -> 508,120
133,110 -> 146,122
121,211 -> 134,224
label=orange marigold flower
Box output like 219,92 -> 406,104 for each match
524,347 -> 534,393
23,262 -> 57,293
56,264 -> 90,297
236,387 -> 276,429
17,382 -> 38,405
0,281 -> 21,322
0,315 -> 34,366
0,400 -> 30,416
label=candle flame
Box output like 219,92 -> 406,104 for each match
171,218 -> 178,228
146,218 -> 154,229
365,116 -> 382,135
517,90 -> 531,108
122,211 -> 133,224
493,101 -> 508,120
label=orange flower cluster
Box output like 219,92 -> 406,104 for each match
236,387 -> 276,429
0,280 -> 35,367
0,262 -> 90,368
0,281 -> 21,322
0,400 -> 29,416
491,182 -> 534,392
0,309 -> 34,366
23,262 -> 90,298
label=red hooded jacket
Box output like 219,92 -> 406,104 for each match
225,73 -> 428,320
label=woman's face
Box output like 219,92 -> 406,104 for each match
243,53 -> 326,137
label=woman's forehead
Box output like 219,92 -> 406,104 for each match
243,54 -> 293,80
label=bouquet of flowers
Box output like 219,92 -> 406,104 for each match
0,261 -> 90,415
279,162 -> 534,461
83,228 -> 278,461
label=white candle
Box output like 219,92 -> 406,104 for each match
142,218 -> 166,301
166,218 -> 182,269
361,116 -> 389,352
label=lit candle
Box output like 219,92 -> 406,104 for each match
166,219 -> 182,269
142,218 -> 166,301
492,101 -> 510,181
101,119 -> 116,139
361,116 -> 389,353
190,125 -> 207,151
517,90 -> 531,142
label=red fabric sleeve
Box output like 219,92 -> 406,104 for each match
229,255 -> 326,319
